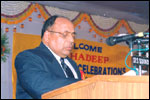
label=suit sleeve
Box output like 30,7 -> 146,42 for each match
15,51 -> 80,99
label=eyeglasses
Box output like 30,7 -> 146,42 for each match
47,30 -> 76,38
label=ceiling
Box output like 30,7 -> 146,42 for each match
28,1 -> 149,25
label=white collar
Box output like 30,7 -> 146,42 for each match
44,44 -> 61,62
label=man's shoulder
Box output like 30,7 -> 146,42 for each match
16,42 -> 46,57
15,43 -> 53,62
17,47 -> 39,57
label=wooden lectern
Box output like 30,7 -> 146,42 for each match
42,75 -> 149,99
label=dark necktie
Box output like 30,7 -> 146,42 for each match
60,58 -> 74,78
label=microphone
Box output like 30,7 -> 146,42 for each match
106,32 -> 148,46
126,38 -> 149,46
132,38 -> 149,45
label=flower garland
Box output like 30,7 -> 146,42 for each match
1,29 -> 10,62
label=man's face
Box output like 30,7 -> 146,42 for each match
46,18 -> 75,58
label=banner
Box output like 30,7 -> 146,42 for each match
69,39 -> 131,78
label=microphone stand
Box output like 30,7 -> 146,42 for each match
127,39 -> 142,76
127,39 -> 133,56
127,39 -> 138,75
137,40 -> 142,76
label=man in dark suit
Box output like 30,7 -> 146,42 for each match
15,15 -> 81,99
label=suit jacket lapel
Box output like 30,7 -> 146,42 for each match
38,42 -> 66,78
51,57 -> 66,78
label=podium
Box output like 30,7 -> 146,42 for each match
42,75 -> 149,99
